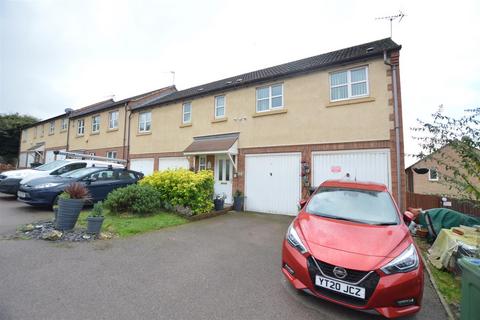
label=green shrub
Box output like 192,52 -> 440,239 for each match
140,169 -> 214,215
103,184 -> 161,216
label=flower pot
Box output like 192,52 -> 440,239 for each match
56,198 -> 84,230
87,216 -> 105,235
214,198 -> 224,211
233,196 -> 244,212
53,207 -> 59,228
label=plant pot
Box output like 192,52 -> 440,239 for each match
233,196 -> 244,212
56,198 -> 84,230
87,216 -> 105,235
53,207 -> 59,228
214,198 -> 224,211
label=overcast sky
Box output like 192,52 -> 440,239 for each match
1,0 -> 479,165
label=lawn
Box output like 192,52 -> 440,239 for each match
77,210 -> 188,238
415,238 -> 461,306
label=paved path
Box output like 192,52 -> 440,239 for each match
0,199 -> 448,320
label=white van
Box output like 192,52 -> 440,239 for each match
0,159 -> 123,195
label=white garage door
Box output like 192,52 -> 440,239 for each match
158,157 -> 189,171
245,153 -> 301,216
312,149 -> 391,190
18,153 -> 27,168
130,158 -> 154,176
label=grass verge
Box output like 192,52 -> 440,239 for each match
77,210 -> 188,238
415,237 -> 461,305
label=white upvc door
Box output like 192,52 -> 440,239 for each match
214,155 -> 233,204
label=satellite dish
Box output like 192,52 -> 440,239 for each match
413,168 -> 429,175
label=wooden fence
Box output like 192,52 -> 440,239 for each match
406,192 -> 480,217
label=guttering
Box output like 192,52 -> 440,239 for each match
126,107 -> 134,167
122,102 -> 128,162
384,49 -> 402,210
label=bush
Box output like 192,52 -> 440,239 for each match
103,184 -> 161,216
140,169 -> 214,215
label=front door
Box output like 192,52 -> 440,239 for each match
214,155 -> 233,204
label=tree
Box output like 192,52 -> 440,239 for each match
413,106 -> 480,202
0,113 -> 39,165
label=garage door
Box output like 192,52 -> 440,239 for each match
158,157 -> 189,171
312,149 -> 391,190
245,153 -> 301,215
46,149 -> 67,163
130,158 -> 154,176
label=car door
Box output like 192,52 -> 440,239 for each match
84,170 -> 115,202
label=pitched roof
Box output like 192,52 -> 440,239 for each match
137,38 -> 401,110
183,133 -> 239,154
70,99 -> 115,118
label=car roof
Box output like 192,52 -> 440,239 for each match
319,179 -> 388,192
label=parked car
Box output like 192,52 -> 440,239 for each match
0,159 -> 124,195
282,180 -> 423,319
17,167 -> 143,207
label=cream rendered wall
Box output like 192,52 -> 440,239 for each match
68,107 -> 127,151
130,57 -> 392,155
20,118 -> 68,152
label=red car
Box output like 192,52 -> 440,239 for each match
282,180 -> 423,319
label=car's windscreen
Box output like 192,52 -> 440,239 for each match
306,188 -> 399,225
34,160 -> 70,171
60,167 -> 100,179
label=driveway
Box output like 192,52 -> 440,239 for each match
0,200 -> 448,320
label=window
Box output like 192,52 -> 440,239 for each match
77,119 -> 85,135
91,115 -> 100,133
215,96 -> 226,118
90,170 -> 114,181
33,126 -> 37,138
256,84 -> 283,112
138,111 -> 151,132
199,156 -> 206,170
39,125 -> 44,137
183,102 -> 192,124
52,162 -> 87,175
330,66 -> 369,101
429,168 -> 439,181
109,111 -> 119,129
106,151 -> 117,159
49,121 -> 55,134
23,129 -> 28,141
61,118 -> 68,131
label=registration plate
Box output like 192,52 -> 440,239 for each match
17,191 -> 27,198
315,275 -> 365,299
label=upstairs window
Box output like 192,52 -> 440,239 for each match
109,111 -> 119,129
23,129 -> 28,141
139,111 -> 151,132
106,151 -> 117,159
429,168 -> 439,181
92,115 -> 100,133
215,96 -> 225,118
61,118 -> 68,131
330,66 -> 369,101
256,84 -> 283,112
39,125 -> 44,137
49,121 -> 55,134
183,102 -> 192,124
77,119 -> 85,135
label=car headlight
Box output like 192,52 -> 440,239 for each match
33,183 -> 62,189
286,222 -> 308,254
381,244 -> 419,274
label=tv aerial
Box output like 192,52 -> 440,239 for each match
375,11 -> 405,38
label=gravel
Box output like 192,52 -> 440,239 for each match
12,220 -> 97,242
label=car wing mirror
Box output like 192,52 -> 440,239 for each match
403,211 -> 415,224
299,199 -> 308,209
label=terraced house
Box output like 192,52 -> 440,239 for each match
18,38 -> 406,215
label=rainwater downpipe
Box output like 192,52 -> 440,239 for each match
384,50 -> 402,210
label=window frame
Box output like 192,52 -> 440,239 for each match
106,151 -> 117,159
109,110 -> 119,129
214,95 -> 226,119
255,83 -> 284,113
91,115 -> 101,133
77,119 -> 85,136
182,102 -> 192,124
61,118 -> 68,131
428,168 -> 439,181
49,121 -> 55,135
329,66 -> 369,102
138,111 -> 152,133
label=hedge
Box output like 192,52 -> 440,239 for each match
140,169 -> 214,214
103,184 -> 161,215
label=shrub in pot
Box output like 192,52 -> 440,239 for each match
233,190 -> 244,212
87,201 -> 105,235
214,194 -> 226,211
56,183 -> 90,230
